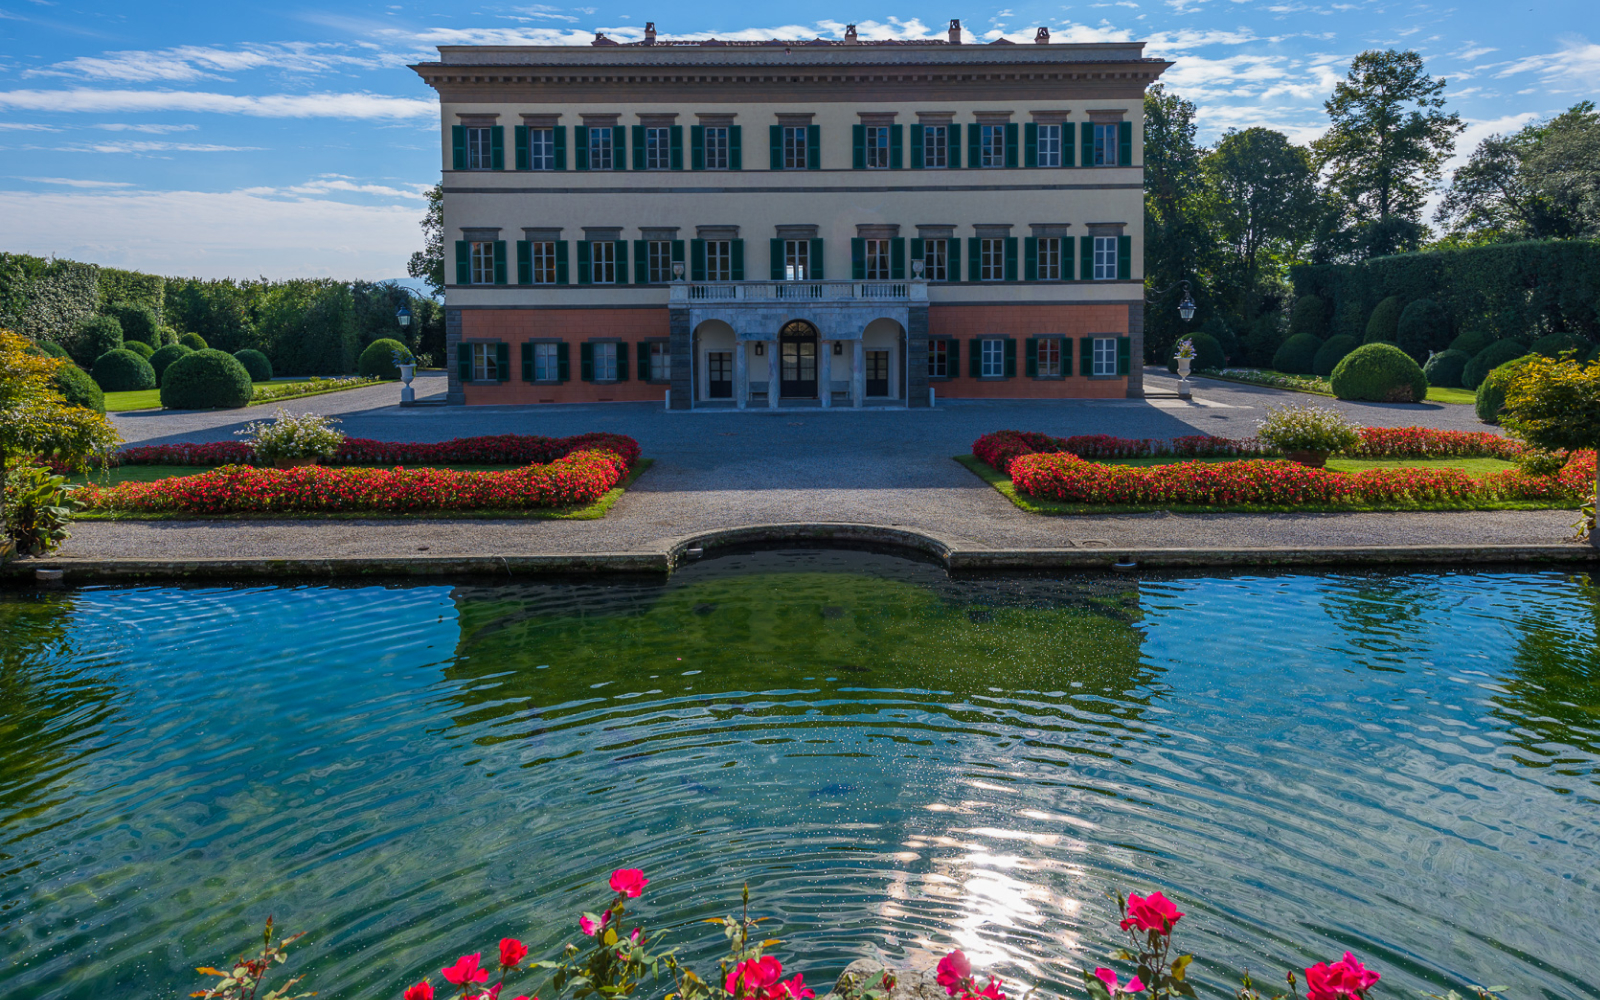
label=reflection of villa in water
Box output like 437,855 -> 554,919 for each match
409,22 -> 1170,408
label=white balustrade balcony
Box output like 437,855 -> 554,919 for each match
670,279 -> 927,304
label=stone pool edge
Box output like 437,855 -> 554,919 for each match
5,522 -> 1598,581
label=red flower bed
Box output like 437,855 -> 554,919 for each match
115,432 -> 641,469
1344,426 -> 1525,460
79,449 -> 630,514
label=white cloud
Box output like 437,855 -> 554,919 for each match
28,42 -> 405,83
0,89 -> 435,119
241,176 -> 432,200
56,140 -> 261,154
1486,36 -> 1600,94
16,176 -> 135,188
93,123 -> 200,133
0,121 -> 60,131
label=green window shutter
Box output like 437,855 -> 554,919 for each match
769,125 -> 782,170
632,125 -> 646,170
493,241 -> 508,285
1004,338 -> 1017,378
557,341 -> 570,381
671,239 -> 685,267
949,122 -> 962,168
577,241 -> 592,285
576,127 -> 589,171
1024,237 -> 1038,281
1081,124 -> 1094,167
614,126 -> 627,169
1025,337 -> 1038,377
730,240 -> 744,281
616,344 -> 629,382
580,341 -> 594,382
1024,122 -> 1038,168
948,237 -> 961,281
1004,237 -> 1018,282
690,240 -> 706,281
456,343 -> 471,383
890,124 -> 903,169
1080,336 -> 1094,374
1062,122 -> 1075,167
517,240 -> 532,284
515,125 -> 529,170
1063,233 -> 1075,278
851,238 -> 865,280
670,125 -> 684,170
454,240 -> 469,285
554,126 -> 567,170
806,125 -> 820,170
1117,336 -> 1132,375
495,342 -> 510,382
809,238 -> 824,279
909,237 -> 923,267
1119,121 -> 1133,166
1080,236 -> 1094,280
1004,122 -> 1019,168
555,241 -> 569,284
968,338 -> 981,376
1062,337 -> 1073,377
852,124 -> 865,170
521,342 -> 533,381
615,240 -> 629,285
633,240 -> 648,284
967,124 -> 980,169
967,237 -> 980,277
451,125 -> 465,170
890,238 -> 905,280
770,238 -> 784,280
909,124 -> 923,169
729,125 -> 742,169
1117,235 -> 1132,280
490,126 -> 505,170
637,342 -> 650,381
690,125 -> 704,170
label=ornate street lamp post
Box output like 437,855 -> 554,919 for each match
396,305 -> 416,405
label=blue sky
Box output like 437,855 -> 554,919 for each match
1,0 -> 1594,281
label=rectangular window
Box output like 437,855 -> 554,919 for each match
1093,122 -> 1118,166
588,127 -> 614,170
864,125 -> 890,169
1036,124 -> 1062,167
1093,236 -> 1117,280
528,241 -> 557,284
593,342 -> 619,381
1037,237 -> 1062,281
1037,338 -> 1061,377
979,238 -> 1005,281
864,239 -> 891,280
922,238 -> 948,282
703,240 -> 732,281
928,339 -> 949,378
465,127 -> 494,170
471,342 -> 497,381
783,126 -> 808,170
591,240 -> 617,284
533,342 -> 559,381
1094,337 -> 1117,376
469,241 -> 495,284
647,241 -> 675,284
527,128 -> 555,170
703,126 -> 729,170
784,239 -> 810,280
922,125 -> 948,168
980,124 -> 1006,167
644,127 -> 671,170
981,338 -> 1006,377
650,341 -> 671,381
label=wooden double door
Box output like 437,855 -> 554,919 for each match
778,321 -> 818,398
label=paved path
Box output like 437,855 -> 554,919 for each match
56,369 -> 1586,565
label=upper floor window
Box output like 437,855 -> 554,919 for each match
591,240 -> 618,284
921,238 -> 948,282
864,126 -> 890,169
703,127 -> 729,170
1037,237 -> 1062,281
1036,124 -> 1062,167
532,342 -> 559,381
1093,123 -> 1119,166
922,125 -> 948,168
704,240 -> 732,282
980,339 -> 1006,378
527,128 -> 555,170
465,127 -> 495,170
647,241 -> 675,283
979,125 -> 1006,168
978,238 -> 1005,281
783,126 -> 808,170
588,127 -> 615,171
528,241 -> 558,284
644,127 -> 672,170
1036,337 -> 1062,377
469,241 -> 496,284
1093,337 -> 1118,376
1093,236 -> 1118,280
471,342 -> 498,381
783,240 -> 811,280
863,239 -> 891,280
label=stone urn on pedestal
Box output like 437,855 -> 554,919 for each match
398,362 -> 417,405
1174,338 -> 1195,400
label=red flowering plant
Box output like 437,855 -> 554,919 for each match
663,884 -> 814,1000
1082,891 -> 1194,1000
113,433 -> 641,470
936,949 -> 1009,1000
190,916 -> 313,1000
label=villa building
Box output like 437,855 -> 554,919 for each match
410,23 -> 1170,408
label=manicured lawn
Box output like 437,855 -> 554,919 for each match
67,462 -> 515,485
101,377 -> 377,413
1103,455 -> 1517,477
1425,386 -> 1476,404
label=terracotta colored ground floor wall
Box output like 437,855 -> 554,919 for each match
927,303 -> 1130,399
459,308 -> 671,405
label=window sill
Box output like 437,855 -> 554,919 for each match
1030,375 -> 1067,381
976,375 -> 1012,381
1088,374 -> 1125,380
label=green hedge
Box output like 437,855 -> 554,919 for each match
178,331 -> 209,351
1330,342 -> 1429,402
52,362 -> 105,413
1475,357 -> 1532,424
1271,333 -> 1322,374
1396,298 -> 1451,361
105,301 -> 160,346
92,348 -> 157,392
1166,330 -> 1225,372
1462,340 -> 1528,390
1363,296 -> 1403,343
34,340 -> 69,360
149,343 -> 194,383
1422,349 -> 1470,389
122,339 -> 154,359
1311,334 -> 1359,376
233,348 -> 274,382
159,349 -> 254,409
357,337 -> 413,380
1448,329 -> 1494,356
73,314 -> 123,365
1288,295 -> 1329,341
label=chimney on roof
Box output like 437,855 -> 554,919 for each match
644,21 -> 656,44
948,19 -> 962,44
844,24 -> 859,44
592,31 -> 617,46
1035,26 -> 1050,43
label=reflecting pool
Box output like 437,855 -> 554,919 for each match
1,552 -> 1597,1000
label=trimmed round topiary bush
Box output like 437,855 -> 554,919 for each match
1363,296 -> 1403,344
1330,342 -> 1429,402
1311,335 -> 1359,377
1288,295 -> 1329,341
150,343 -> 194,383
91,348 -> 157,392
357,338 -> 415,380
51,362 -> 105,413
158,325 -> 180,346
34,340 -> 70,359
1422,349 -> 1471,389
1448,329 -> 1493,356
1166,331 -> 1225,373
233,348 -> 274,382
159,349 -> 254,410
1271,333 -> 1323,374
74,314 -> 123,365
1475,356 -> 1532,425
1461,340 -> 1528,390
1529,331 -> 1588,359
122,339 -> 154,359
178,332 -> 209,351
1396,298 -> 1451,362
105,301 -> 161,347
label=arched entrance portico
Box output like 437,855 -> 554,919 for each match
778,320 -> 819,399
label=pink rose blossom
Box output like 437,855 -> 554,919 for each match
609,869 -> 649,898
1304,953 -> 1381,1000
442,954 -> 489,987
1118,892 -> 1184,936
1094,968 -> 1146,996
936,950 -> 973,996
404,983 -> 435,1000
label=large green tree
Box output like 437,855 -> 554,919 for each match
1312,50 -> 1464,258
1141,85 -> 1214,364
407,184 -> 445,297
1436,101 -> 1600,243
1202,128 -> 1319,327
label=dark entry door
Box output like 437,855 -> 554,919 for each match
708,351 -> 732,398
866,350 -> 889,397
779,321 -> 818,398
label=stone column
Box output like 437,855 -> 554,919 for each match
734,338 -> 748,409
1126,301 -> 1146,399
768,337 -> 780,408
819,340 -> 832,407
445,307 -> 464,405
669,307 -> 692,410
906,305 -> 929,408
852,340 -> 865,408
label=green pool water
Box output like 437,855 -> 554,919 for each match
1,552 -> 1597,1000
